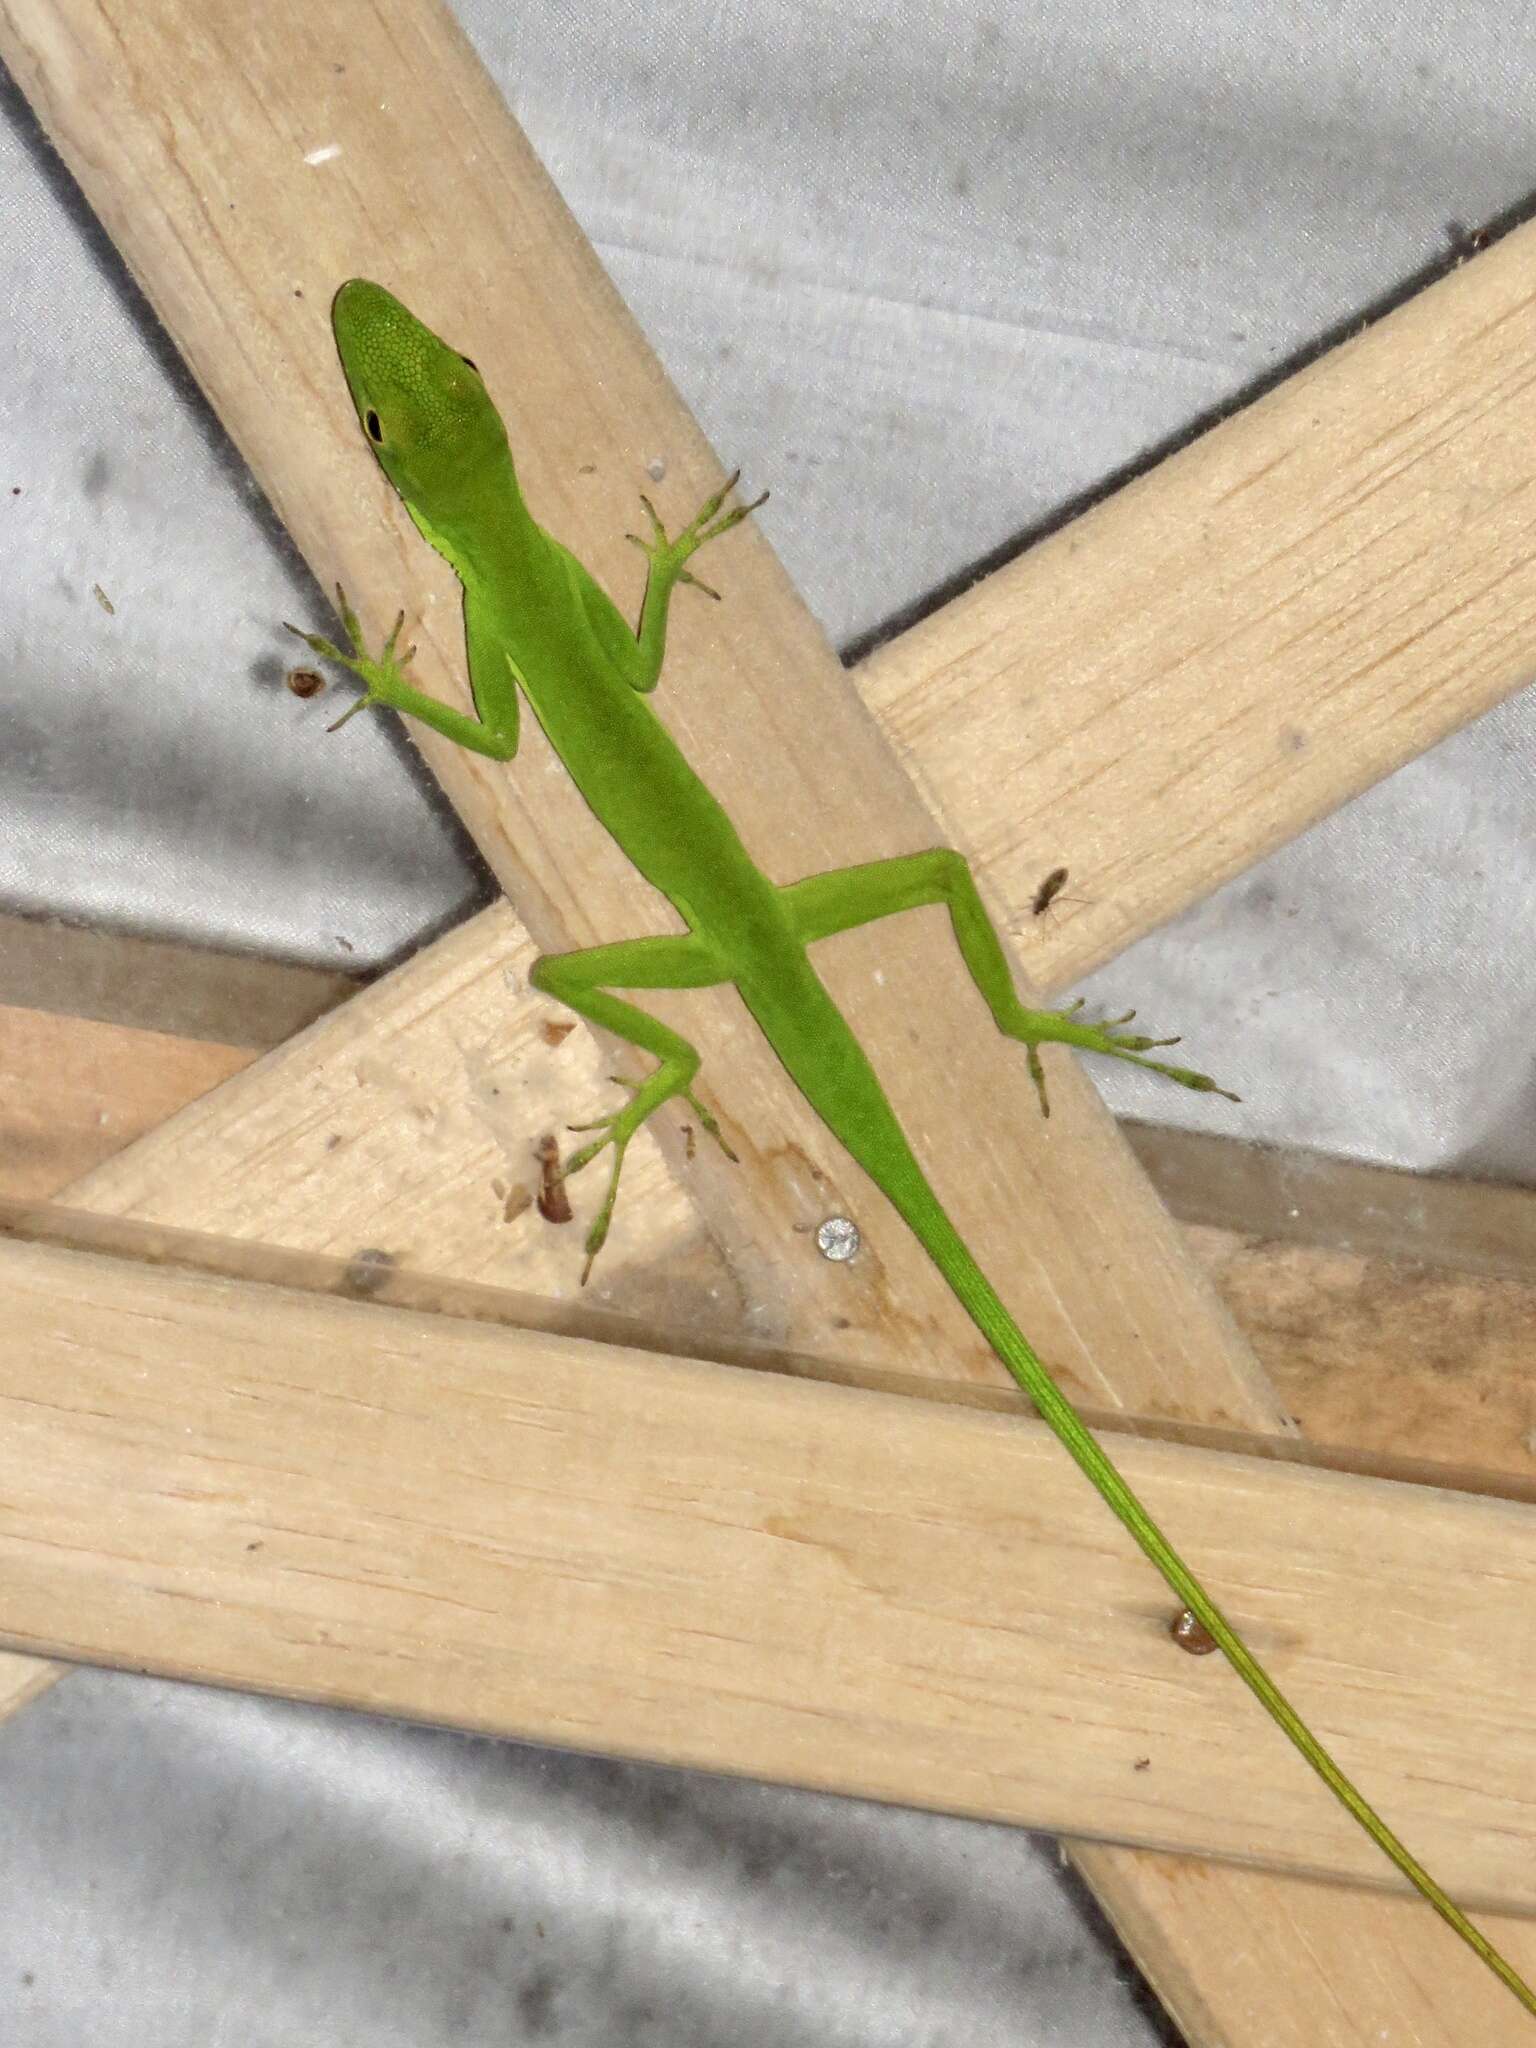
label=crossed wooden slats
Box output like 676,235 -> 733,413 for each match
4,0 -> 1536,2040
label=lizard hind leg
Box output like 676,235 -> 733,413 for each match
563,1065 -> 737,1285
781,849 -> 1239,1118
530,935 -> 735,1283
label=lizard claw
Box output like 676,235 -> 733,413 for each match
627,471 -> 769,596
1013,1000 -> 1240,1113
553,1074 -> 737,1283
284,585 -> 418,734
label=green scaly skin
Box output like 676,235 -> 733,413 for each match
287,279 -> 1536,2022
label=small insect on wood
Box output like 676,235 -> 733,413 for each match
1014,868 -> 1091,940
1036,864 -> 1097,921
1032,866 -> 1071,916
1030,866 -> 1095,922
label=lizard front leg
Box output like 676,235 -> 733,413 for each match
623,472 -> 768,693
286,584 -> 524,759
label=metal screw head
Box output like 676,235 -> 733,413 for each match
815,1216 -> 860,1263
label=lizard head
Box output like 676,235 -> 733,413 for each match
330,279 -> 509,517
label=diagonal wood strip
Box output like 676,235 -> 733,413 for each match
7,1230 -> 1536,1912
5,0 -> 1536,2038
7,1190 -> 1536,1510
859,224 -> 1536,991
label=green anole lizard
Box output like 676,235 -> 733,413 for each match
290,278 -> 1536,2019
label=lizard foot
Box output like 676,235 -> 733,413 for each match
283,584 -> 417,732
1012,998 -> 1240,1118
626,470 -> 769,600
560,1073 -> 737,1283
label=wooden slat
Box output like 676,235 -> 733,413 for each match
11,984 -> 1536,2032
51,909 -> 709,1292
0,910 -> 355,1046
1186,1221 -> 1536,1483
1093,1864 -> 1536,2048
12,966 -> 1536,1295
10,980 -> 1536,2032
4,1 -> 1531,2038
858,221 -> 1536,993
6,1190 -> 1533,1504
0,998 -> 251,1198
0,991 -> 263,1721
16,999 -> 1536,1508
1126,1123 -> 1536,1285
7,1229 -> 1536,1912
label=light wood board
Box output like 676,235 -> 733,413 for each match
5,0 -> 1536,2038
859,222 -> 1536,992
8,1229 -> 1536,1912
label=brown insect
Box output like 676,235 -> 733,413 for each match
1030,865 -> 1098,924
1032,866 -> 1071,916
534,1134 -> 573,1225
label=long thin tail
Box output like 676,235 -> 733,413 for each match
750,960 -> 1535,2013
794,1081 -> 1536,2007
911,1194 -> 1536,2014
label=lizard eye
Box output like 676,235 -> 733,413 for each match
364,409 -> 383,442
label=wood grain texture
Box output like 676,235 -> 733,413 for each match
0,911 -> 355,1046
1127,1122 -> 1536,1286
14,951 -> 1536,1293
1187,1223 -> 1536,1484
858,226 -> 1536,995
7,1230 -> 1536,1912
58,909 -> 715,1303
11,970 -> 1536,2032
3,0 -> 1531,2036
0,999 -> 251,1199
1096,1860 -> 1536,2048
0,995 -> 260,1715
